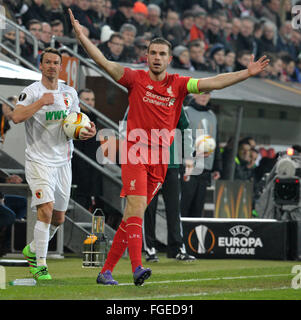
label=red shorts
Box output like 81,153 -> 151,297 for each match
120,162 -> 168,205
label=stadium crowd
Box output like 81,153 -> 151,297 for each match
0,0 -> 301,82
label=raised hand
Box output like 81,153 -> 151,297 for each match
68,8 -> 83,39
248,54 -> 270,77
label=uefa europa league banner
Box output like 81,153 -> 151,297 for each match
183,220 -> 288,260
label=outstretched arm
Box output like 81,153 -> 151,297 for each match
69,9 -> 124,82
197,55 -> 269,92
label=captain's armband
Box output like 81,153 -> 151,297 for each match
187,78 -> 204,94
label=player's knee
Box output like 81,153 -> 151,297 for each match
126,197 -> 147,218
37,202 -> 53,223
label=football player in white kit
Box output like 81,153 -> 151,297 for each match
11,48 -> 97,280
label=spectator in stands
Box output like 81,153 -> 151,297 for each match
261,0 -> 281,29
189,9 -> 207,45
21,20 -> 43,65
71,0 -> 101,40
41,22 -> 52,48
1,24 -> 17,59
252,0 -> 265,19
88,0 -> 106,34
171,45 -> 194,70
232,16 -> 256,56
145,4 -> 162,39
234,140 -> 254,181
224,20 -> 233,42
98,32 -> 125,62
131,1 -> 148,37
28,19 -> 42,41
161,10 -> 183,48
21,0 -> 48,28
50,19 -> 64,38
292,54 -> 301,83
276,21 -> 296,59
234,0 -> 254,18
72,88 -> 103,211
281,53 -> 297,82
258,21 -> 278,55
120,23 -> 137,63
181,93 -> 222,218
247,148 -> 259,169
46,0 -> 70,37
61,0 -> 73,36
102,0 -> 112,24
188,39 -> 210,71
291,30 -> 301,61
132,35 -> 150,64
201,0 -> 223,14
229,17 -> 241,43
110,0 -> 133,32
222,0 -> 238,20
234,50 -> 252,71
1,0 -> 23,24
268,54 -> 283,81
180,10 -> 194,46
206,15 -> 225,47
224,49 -> 236,72
208,43 -> 227,73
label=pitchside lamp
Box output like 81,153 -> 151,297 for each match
82,209 -> 109,268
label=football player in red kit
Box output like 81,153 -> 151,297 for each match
69,9 -> 269,286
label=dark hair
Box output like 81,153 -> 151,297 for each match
148,38 -> 172,55
40,47 -> 62,63
27,19 -> 42,29
78,88 -> 94,97
50,19 -> 63,28
109,32 -> 123,42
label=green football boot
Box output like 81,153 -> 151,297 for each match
33,266 -> 52,280
22,244 -> 37,275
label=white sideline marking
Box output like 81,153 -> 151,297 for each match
117,286 -> 291,300
117,273 -> 291,287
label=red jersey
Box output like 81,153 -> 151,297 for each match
118,68 -> 190,151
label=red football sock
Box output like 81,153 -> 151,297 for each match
101,220 -> 127,273
126,216 -> 143,273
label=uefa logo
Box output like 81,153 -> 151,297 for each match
188,225 -> 216,254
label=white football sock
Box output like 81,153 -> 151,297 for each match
34,221 -> 50,267
29,225 -> 59,253
49,225 -> 59,241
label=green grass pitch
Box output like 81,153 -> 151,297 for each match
1,254 -> 300,300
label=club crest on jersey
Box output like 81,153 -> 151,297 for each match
63,93 -> 70,108
167,85 -> 174,97
130,179 -> 136,191
35,189 -> 43,199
